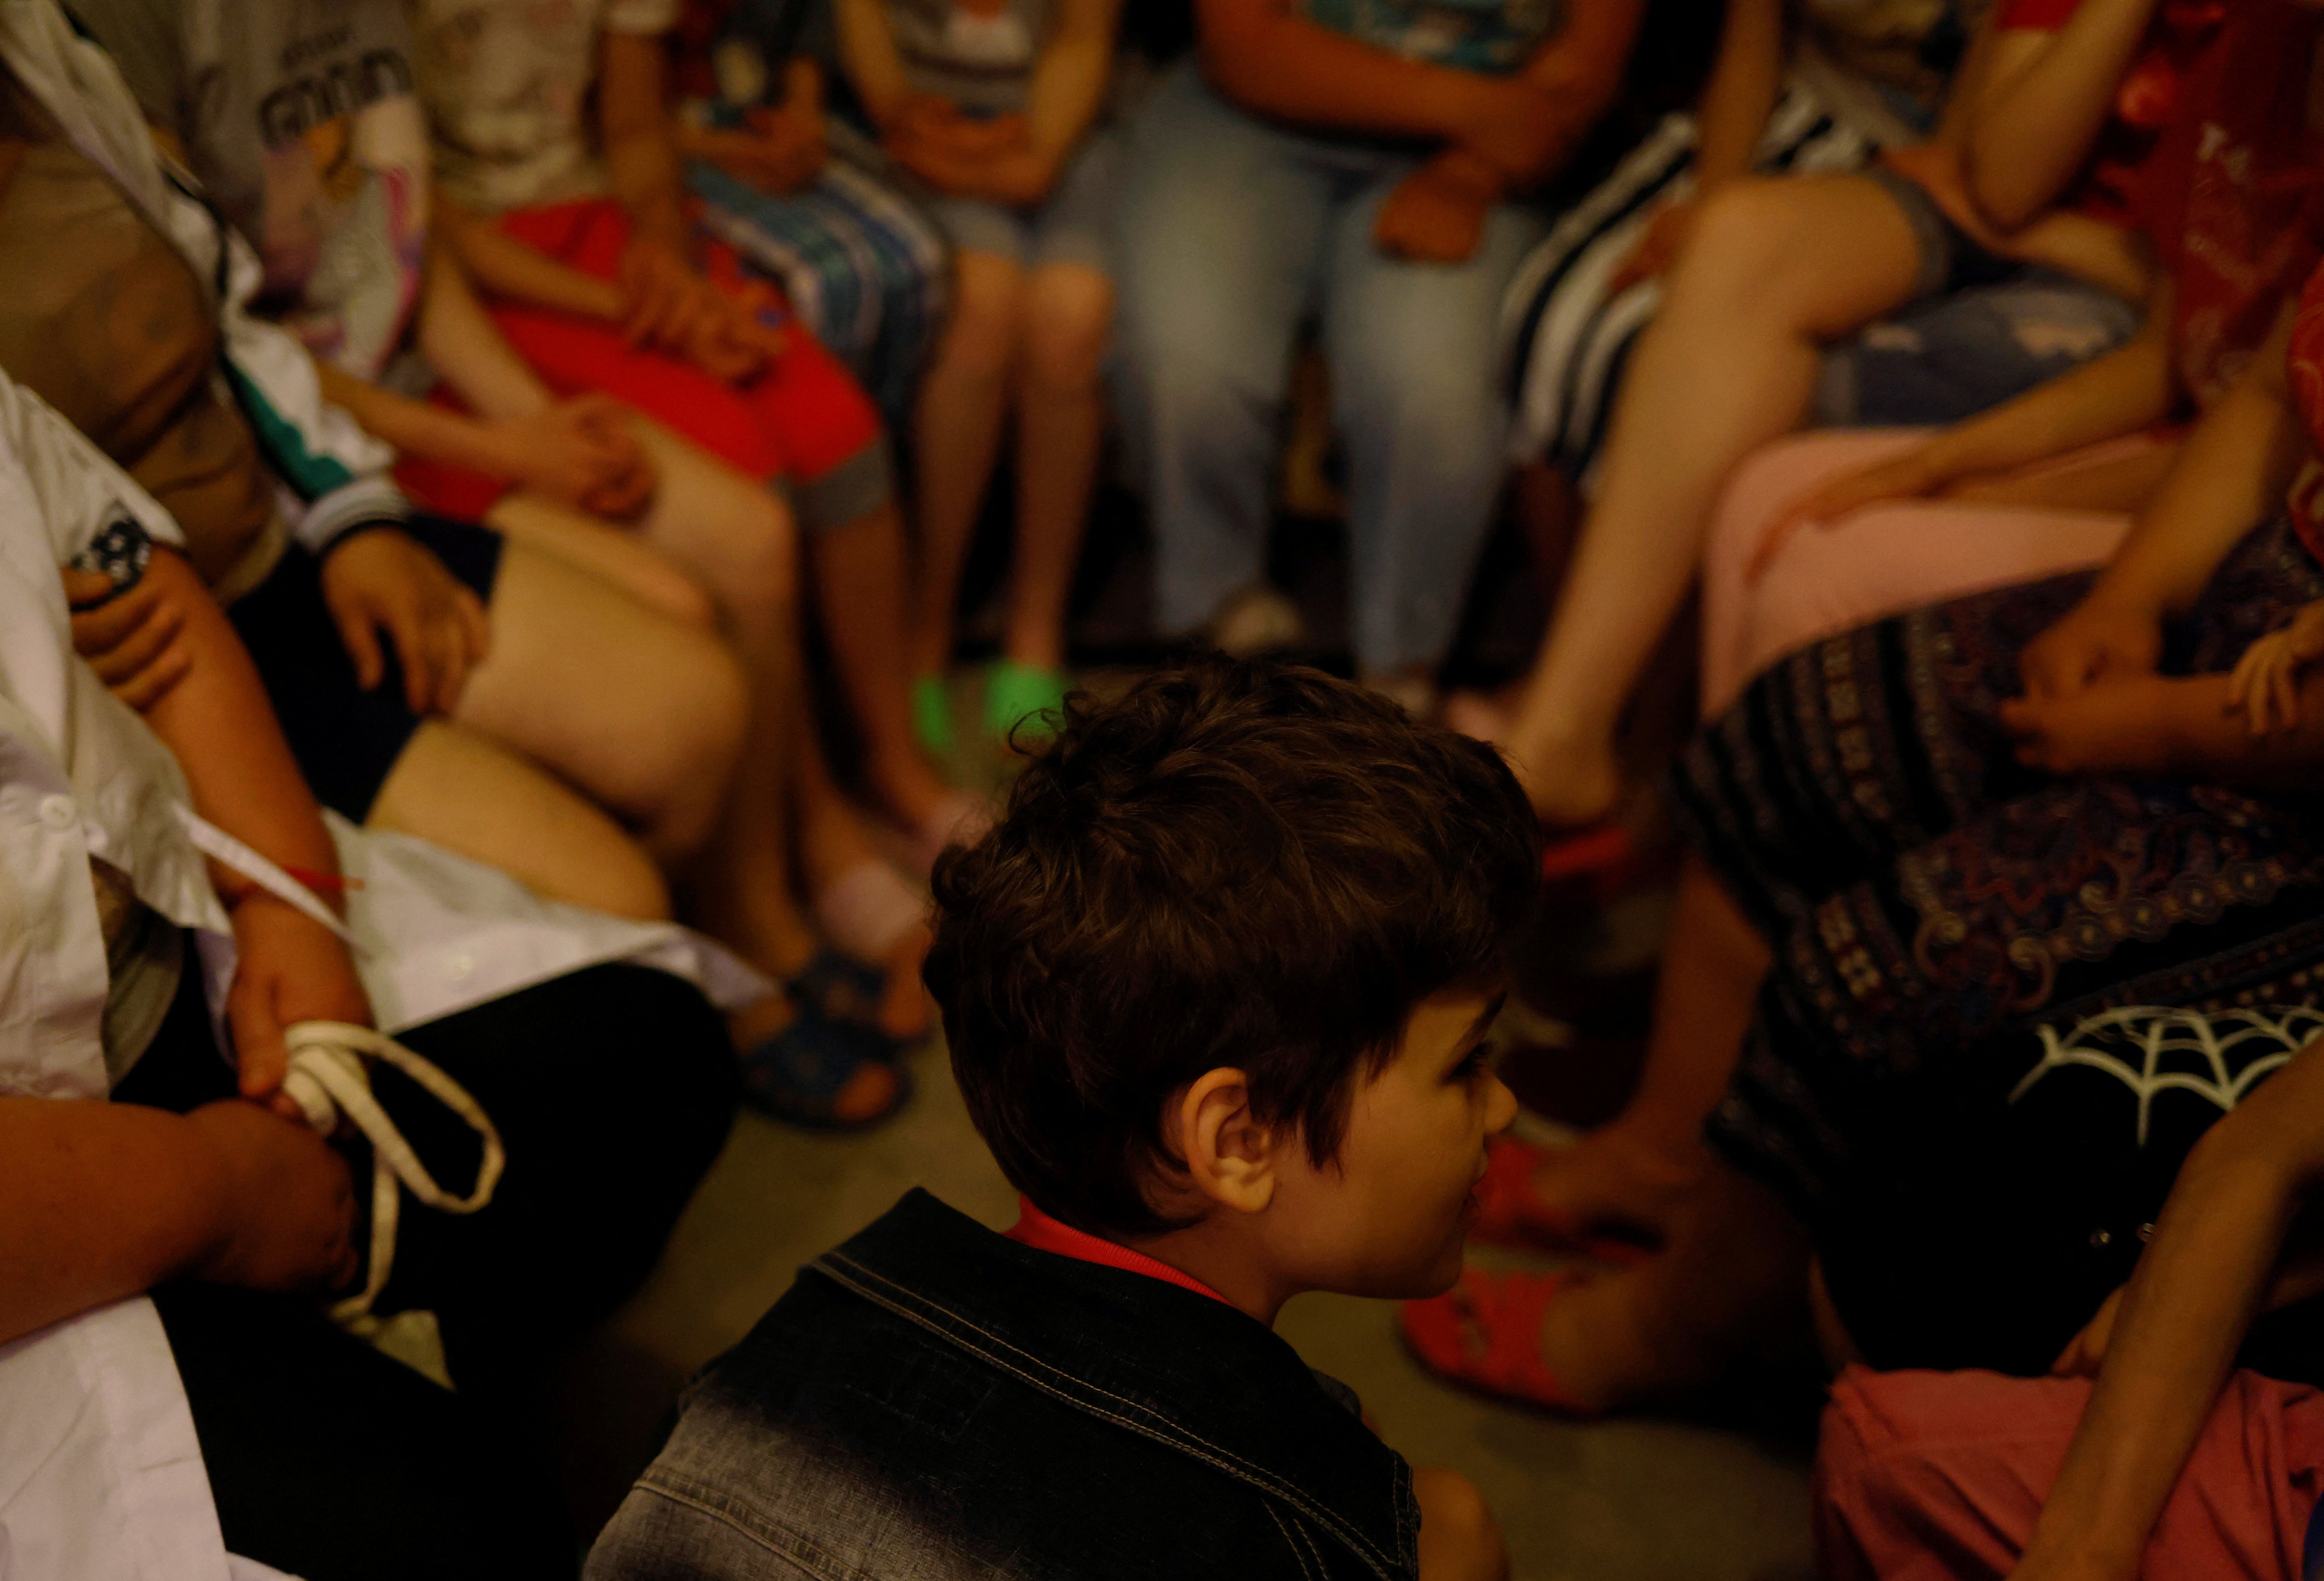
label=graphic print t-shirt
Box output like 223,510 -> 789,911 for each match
1300,0 -> 1561,75
72,0 -> 431,379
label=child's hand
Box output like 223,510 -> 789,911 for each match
1455,78 -> 1568,186
889,95 -> 1028,159
485,395 -> 657,519
319,528 -> 491,716
2227,603 -> 2324,736
720,60 -> 829,194
61,561 -> 194,711
1998,672 -> 2184,777
182,1097 -> 361,1294
2050,1285 -> 2125,1378
617,233 -> 721,352
222,891 -> 374,1105
682,280 -> 785,384
2019,593 -> 2164,700
1748,445 -> 1949,585
1374,150 -> 1502,264
1607,197 -> 1696,293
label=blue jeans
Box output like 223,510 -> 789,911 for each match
1113,66 -> 1548,674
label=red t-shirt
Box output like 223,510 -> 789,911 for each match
1992,0 -> 2233,229
1004,1196 -> 1235,1306
2141,0 -> 2324,407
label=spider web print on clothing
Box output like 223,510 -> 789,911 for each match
2009,1005 -> 2324,1146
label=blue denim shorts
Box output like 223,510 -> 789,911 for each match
924,132 -> 1121,274
1817,167 -> 2142,426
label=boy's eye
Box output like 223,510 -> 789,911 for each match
1451,1046 -> 1492,1082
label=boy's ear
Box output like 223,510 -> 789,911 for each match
1169,1068 -> 1281,1215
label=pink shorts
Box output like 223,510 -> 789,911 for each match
1816,1365 -> 2324,1581
1698,431 -> 2144,715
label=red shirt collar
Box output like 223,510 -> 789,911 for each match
1004,1195 -> 1232,1306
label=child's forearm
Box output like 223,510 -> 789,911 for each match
2155,673 -> 2324,789
0,1097 -> 236,1346
1507,0 -> 1644,185
835,0 -> 915,126
417,247 -> 554,422
2011,1043 -> 2324,1580
1913,304 -> 2175,486
1689,0 -> 1785,191
437,202 -> 627,323
2089,311 -> 2305,623
1023,0 -> 1120,165
136,548 -> 341,897
599,30 -> 691,253
314,360 -> 514,478
1963,0 -> 2161,230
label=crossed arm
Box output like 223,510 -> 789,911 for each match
0,549 -> 377,1347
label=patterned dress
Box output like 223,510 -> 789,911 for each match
1676,516 -> 2324,1375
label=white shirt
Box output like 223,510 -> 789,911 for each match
0,371 -> 763,1574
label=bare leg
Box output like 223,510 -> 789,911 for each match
1536,1158 -> 1810,1411
453,541 -> 749,864
811,501 -> 955,832
1004,261 -> 1112,670
1528,855 -> 1772,1237
788,712 -> 933,1042
1504,175 -> 1924,822
369,719 -> 671,920
1413,1468 -> 1510,1581
484,491 -> 720,629
909,250 -> 1022,680
1444,461 -> 1581,745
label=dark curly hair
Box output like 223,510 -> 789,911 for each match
924,658 -> 1542,1237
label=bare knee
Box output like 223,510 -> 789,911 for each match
935,251 -> 1025,382
1413,1468 -> 1508,1581
696,484 -> 801,621
638,631 -> 751,861
1679,179 -> 1818,302
1019,264 -> 1112,393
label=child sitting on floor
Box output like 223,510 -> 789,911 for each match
587,658 -> 1538,1581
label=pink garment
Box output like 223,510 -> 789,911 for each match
1699,431 -> 2141,715
1815,1365 -> 2324,1581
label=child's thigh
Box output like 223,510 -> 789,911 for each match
370,718 -> 671,920
1028,132 -> 1123,285
627,419 -> 800,616
483,490 -> 718,627
456,541 -> 748,823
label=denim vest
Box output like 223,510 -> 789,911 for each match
586,1189 -> 1422,1580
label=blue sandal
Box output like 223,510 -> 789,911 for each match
739,1010 -> 912,1131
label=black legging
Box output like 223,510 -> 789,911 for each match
117,958 -> 738,1581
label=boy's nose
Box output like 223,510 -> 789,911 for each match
1483,1074 -> 1519,1136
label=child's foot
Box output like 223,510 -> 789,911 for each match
911,673 -> 957,758
1359,666 -> 1439,720
730,992 -> 906,1129
1207,586 -> 1307,657
796,797 -> 935,1042
1504,725 -> 1623,829
1520,1126 -> 1702,1246
1442,687 -> 1515,747
1402,1260 -> 1682,1416
985,659 -> 1069,742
